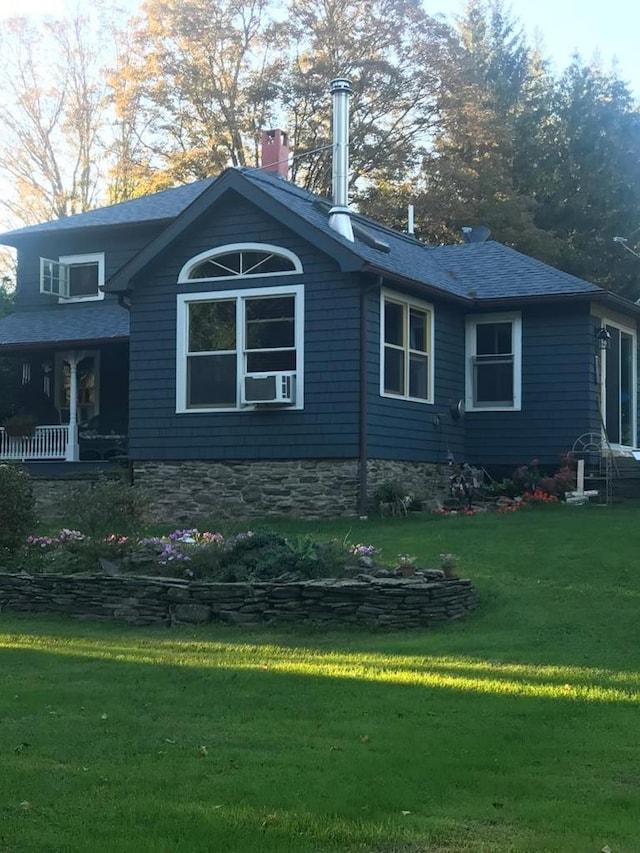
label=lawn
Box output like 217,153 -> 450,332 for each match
1,504 -> 639,852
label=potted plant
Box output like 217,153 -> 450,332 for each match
396,553 -> 417,577
439,553 -> 458,579
3,415 -> 36,437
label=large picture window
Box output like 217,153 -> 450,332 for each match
177,285 -> 304,412
380,291 -> 433,403
466,313 -> 522,411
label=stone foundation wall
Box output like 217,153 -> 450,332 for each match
367,459 -> 448,510
0,573 -> 478,629
133,458 -> 447,522
29,470 -> 127,521
25,458 -> 449,522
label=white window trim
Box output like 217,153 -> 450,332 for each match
178,243 -> 303,283
176,284 -> 304,413
465,312 -> 522,412
379,289 -> 435,404
592,312 -> 637,449
58,253 -> 105,303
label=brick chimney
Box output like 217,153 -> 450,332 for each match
261,129 -> 289,177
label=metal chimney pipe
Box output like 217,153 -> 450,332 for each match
407,204 -> 415,236
328,78 -> 354,242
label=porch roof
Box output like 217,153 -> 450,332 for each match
0,303 -> 129,350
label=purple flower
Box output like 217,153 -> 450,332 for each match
349,543 -> 378,557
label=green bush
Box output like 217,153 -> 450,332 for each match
0,463 -> 36,555
63,475 -> 150,538
185,529 -> 352,582
7,525 -> 364,581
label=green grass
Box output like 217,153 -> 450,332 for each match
1,504 -> 640,852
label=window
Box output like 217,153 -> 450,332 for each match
178,243 -> 302,282
40,253 -> 104,301
176,285 -> 304,412
466,313 -> 522,411
380,291 -> 433,403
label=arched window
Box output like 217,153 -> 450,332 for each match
178,243 -> 302,282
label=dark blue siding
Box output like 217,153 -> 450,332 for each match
465,304 -> 598,466
15,224 -> 162,310
128,193 -> 361,461
367,293 -> 465,463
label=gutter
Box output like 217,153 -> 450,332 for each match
464,290 -> 640,316
0,336 -> 128,353
360,263 -> 469,307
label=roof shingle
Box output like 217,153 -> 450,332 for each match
0,302 -> 129,348
0,167 -> 607,303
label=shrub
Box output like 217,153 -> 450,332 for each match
372,480 -> 410,515
207,529 -> 313,581
537,466 -> 576,498
0,463 -> 36,555
63,475 -> 150,538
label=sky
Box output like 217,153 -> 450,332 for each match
429,0 -> 640,96
0,0 -> 638,97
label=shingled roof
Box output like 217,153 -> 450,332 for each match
0,302 -> 129,349
0,179 -> 215,240
0,166 -> 618,306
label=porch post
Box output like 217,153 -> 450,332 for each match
65,354 -> 80,462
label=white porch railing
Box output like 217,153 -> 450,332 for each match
0,425 -> 69,461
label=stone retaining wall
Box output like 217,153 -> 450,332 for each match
0,573 -> 478,629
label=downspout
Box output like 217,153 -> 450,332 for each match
358,275 -> 383,515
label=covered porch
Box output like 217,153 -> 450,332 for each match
0,303 -> 129,462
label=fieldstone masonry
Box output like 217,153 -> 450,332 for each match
132,458 -> 448,521
0,573 -> 478,629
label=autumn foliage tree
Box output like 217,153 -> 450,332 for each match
0,0 -> 638,298
0,14 -> 108,224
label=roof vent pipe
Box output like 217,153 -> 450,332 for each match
408,204 -> 415,236
328,78 -> 354,242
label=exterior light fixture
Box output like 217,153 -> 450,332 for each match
596,327 -> 612,350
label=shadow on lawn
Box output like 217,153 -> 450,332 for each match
2,620 -> 639,852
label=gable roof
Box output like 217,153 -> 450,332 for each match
0,166 -> 630,310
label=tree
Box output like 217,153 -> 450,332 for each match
279,0 -> 457,196
0,13 -> 110,224
528,59 -> 640,296
0,279 -> 13,320
371,0 -> 557,257
108,0 -> 283,189
106,0 -> 457,198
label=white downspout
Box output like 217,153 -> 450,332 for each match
328,78 -> 354,242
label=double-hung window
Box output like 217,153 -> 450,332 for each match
40,253 -> 105,301
177,285 -> 304,412
381,291 -> 433,403
466,313 -> 522,410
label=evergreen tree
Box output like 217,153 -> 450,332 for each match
529,59 -> 640,296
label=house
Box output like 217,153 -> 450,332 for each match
1,80 -> 638,519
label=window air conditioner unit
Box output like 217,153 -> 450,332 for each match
242,372 -> 295,406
